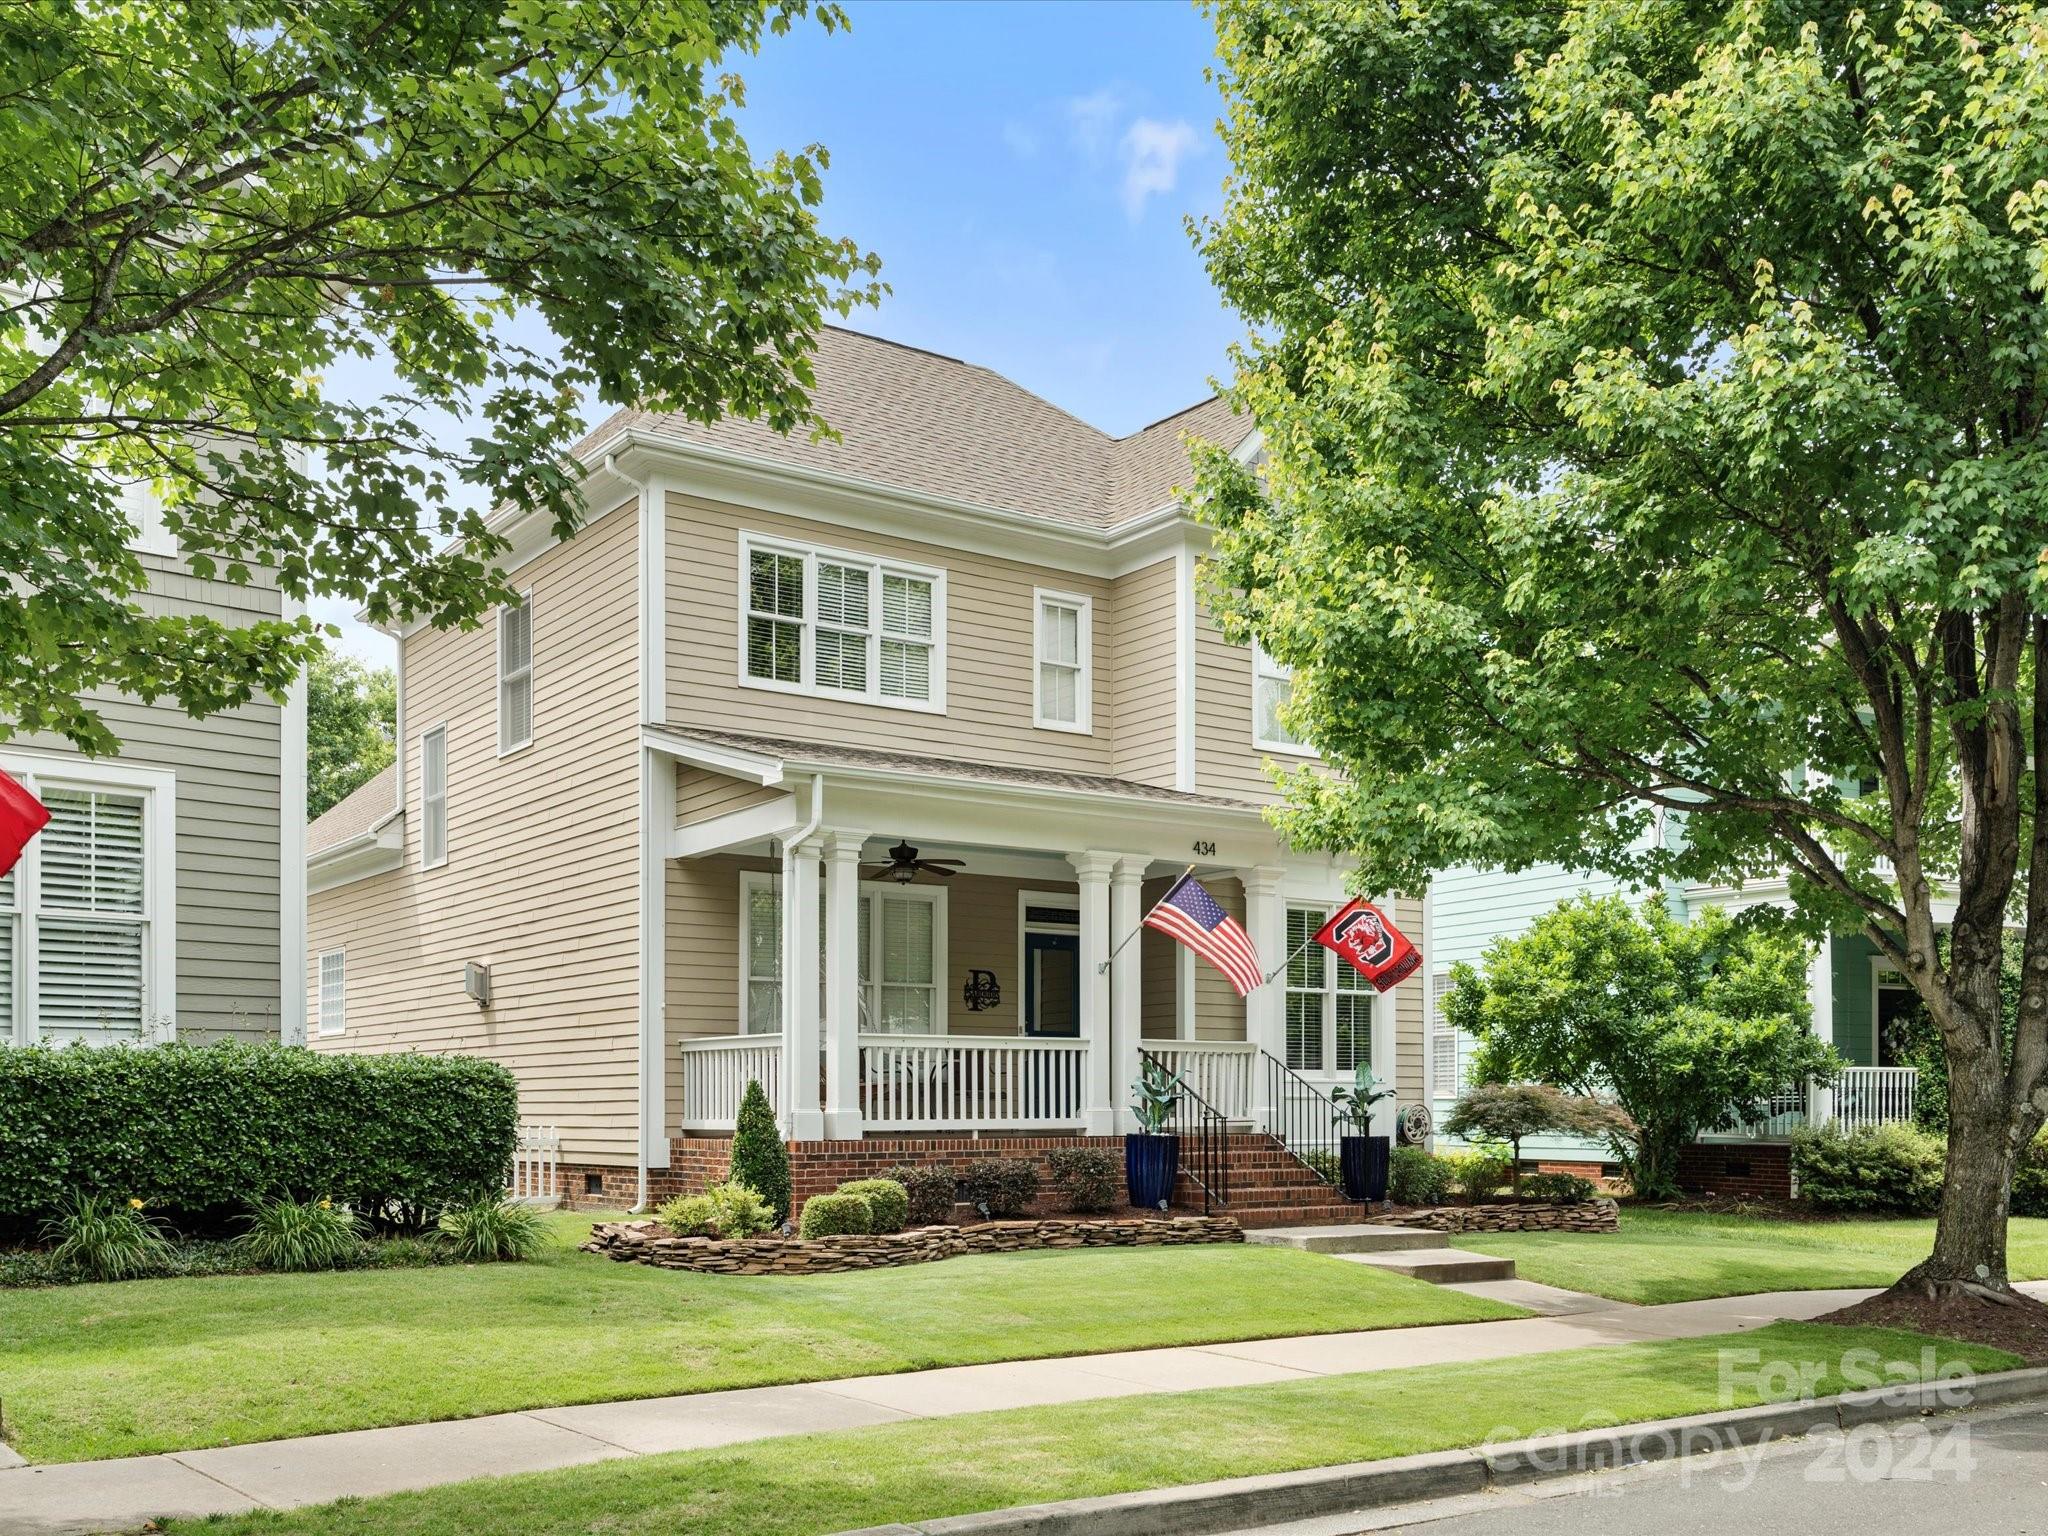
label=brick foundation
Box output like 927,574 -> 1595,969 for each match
1675,1143 -> 1793,1201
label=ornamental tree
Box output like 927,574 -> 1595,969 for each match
1443,897 -> 1832,1198
1195,0 -> 2048,1297
1,0 -> 879,754
1440,1080 -> 1634,1192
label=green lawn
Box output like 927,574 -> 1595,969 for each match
1464,1208 -> 2048,1304
163,1323 -> 2013,1536
0,1213 -> 1517,1464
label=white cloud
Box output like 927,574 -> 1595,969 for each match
1119,117 -> 1199,221
1064,88 -> 1125,161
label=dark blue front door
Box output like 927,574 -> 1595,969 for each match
1024,931 -> 1080,1037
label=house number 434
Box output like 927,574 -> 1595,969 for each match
1191,840 -> 1216,857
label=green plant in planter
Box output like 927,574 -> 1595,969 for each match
1329,1065 -> 1394,1135
1130,1057 -> 1186,1134
43,1194 -> 173,1281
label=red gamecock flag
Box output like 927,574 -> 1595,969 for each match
1144,873 -> 1264,996
0,770 -> 49,878
1312,897 -> 1420,993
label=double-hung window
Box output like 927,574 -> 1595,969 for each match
1283,904 -> 1372,1075
0,761 -> 172,1046
1253,641 -> 1308,752
1034,591 -> 1091,732
498,593 -> 533,753
738,872 -> 946,1036
741,535 -> 943,708
420,727 -> 448,869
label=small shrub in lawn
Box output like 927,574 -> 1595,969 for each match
1389,1146 -> 1451,1205
659,1180 -> 778,1240
798,1191 -> 873,1238
962,1157 -> 1039,1218
440,1196 -> 549,1262
881,1164 -> 958,1225
836,1178 -> 909,1233
730,1079 -> 792,1225
1441,1150 -> 1515,1200
235,1194 -> 365,1272
1046,1148 -> 1120,1213
43,1194 -> 173,1281
1517,1171 -> 1596,1204
1792,1122 -> 1943,1213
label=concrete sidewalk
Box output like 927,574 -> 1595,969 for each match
0,1283 -> 2016,1536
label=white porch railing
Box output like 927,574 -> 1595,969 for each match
1145,1040 -> 1257,1121
508,1123 -> 559,1204
678,1034 -> 784,1131
860,1035 -> 1087,1131
1832,1066 -> 1918,1133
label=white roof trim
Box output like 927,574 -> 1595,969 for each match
307,809 -> 405,893
642,725 -> 785,785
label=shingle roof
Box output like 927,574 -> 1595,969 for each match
668,728 -> 1259,812
307,763 -> 399,855
580,328 -> 1248,530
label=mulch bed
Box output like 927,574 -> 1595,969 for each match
1816,1285 -> 2048,1365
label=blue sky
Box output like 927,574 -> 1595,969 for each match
317,0 -> 1239,665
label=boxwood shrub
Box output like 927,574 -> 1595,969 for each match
836,1177 -> 909,1233
798,1191 -> 873,1238
1388,1146 -> 1452,1205
0,1041 -> 518,1236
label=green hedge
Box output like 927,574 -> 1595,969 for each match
1791,1122 -> 1944,1213
798,1191 -> 873,1238
0,1041 -> 518,1235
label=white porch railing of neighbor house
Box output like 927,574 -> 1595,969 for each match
1144,1040 -> 1257,1122
678,1034 -> 784,1131
508,1123 -> 559,1204
1832,1066 -> 1918,1133
860,1035 -> 1088,1132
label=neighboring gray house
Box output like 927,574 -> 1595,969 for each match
1,493 -> 306,1047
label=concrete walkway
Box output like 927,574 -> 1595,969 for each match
0,1282 -> 1948,1536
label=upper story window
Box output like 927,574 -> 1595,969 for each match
1034,590 -> 1092,733
1253,641 -> 1310,753
498,593 -> 533,754
740,534 -> 944,711
420,726 -> 448,869
1284,903 -> 1372,1075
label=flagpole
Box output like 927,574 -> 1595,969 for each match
1258,927 -> 1320,989
1096,864 -> 1195,974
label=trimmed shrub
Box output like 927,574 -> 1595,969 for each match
881,1164 -> 958,1226
1440,1150 -> 1515,1199
962,1157 -> 1040,1218
658,1180 -> 778,1240
42,1194 -> 173,1281
440,1196 -> 549,1262
0,1041 -> 517,1236
1517,1171 -> 1596,1204
1046,1148 -> 1120,1213
798,1191 -> 873,1238
235,1194 -> 365,1271
1389,1146 -> 1452,1206
1791,1122 -> 1944,1213
836,1178 -> 909,1233
730,1079 -> 792,1225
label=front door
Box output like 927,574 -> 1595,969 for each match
1024,931 -> 1080,1037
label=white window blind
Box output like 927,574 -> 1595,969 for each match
498,595 -> 533,752
0,865 -> 16,1042
318,950 -> 346,1037
34,788 -> 147,1044
421,727 -> 448,868
1430,970 -> 1461,1096
1283,902 -> 1373,1075
741,537 -> 941,707
743,876 -> 782,1033
1035,593 -> 1089,730
1253,642 -> 1302,750
874,893 -> 936,1033
740,874 -> 940,1037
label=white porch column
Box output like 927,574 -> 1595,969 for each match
782,836 -> 825,1140
1110,855 -> 1149,1132
1242,865 -> 1287,1130
822,830 -> 867,1138
1070,851 -> 1118,1134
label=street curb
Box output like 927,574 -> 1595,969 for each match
837,1366 -> 2048,1536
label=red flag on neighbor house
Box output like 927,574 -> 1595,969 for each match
0,770 -> 49,878
1312,898 -> 1420,993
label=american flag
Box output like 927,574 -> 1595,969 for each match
1144,873 -> 1264,996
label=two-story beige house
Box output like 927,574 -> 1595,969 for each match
306,329 -> 1421,1220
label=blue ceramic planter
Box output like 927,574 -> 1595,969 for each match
1125,1133 -> 1179,1210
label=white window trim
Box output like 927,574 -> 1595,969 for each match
1015,888 -> 1081,1037
1253,641 -> 1318,758
497,590 -> 535,756
317,948 -> 346,1038
419,724 -> 449,871
735,530 -> 948,714
1283,900 -> 1373,1077
1032,588 -> 1093,734
738,870 -> 949,1036
0,750 -> 177,1046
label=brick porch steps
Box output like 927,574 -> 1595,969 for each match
1170,1132 -> 1376,1229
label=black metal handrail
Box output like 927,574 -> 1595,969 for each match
1140,1047 -> 1229,1214
1260,1051 -> 1355,1196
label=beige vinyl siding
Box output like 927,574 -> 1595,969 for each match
1193,596 -> 1286,804
665,492 -> 1120,772
17,557 -> 283,1041
1110,558 -> 1179,787
308,499 -> 643,1164
674,766 -> 785,827
1190,875 -> 1249,1041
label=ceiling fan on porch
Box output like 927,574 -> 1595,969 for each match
862,840 -> 964,884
